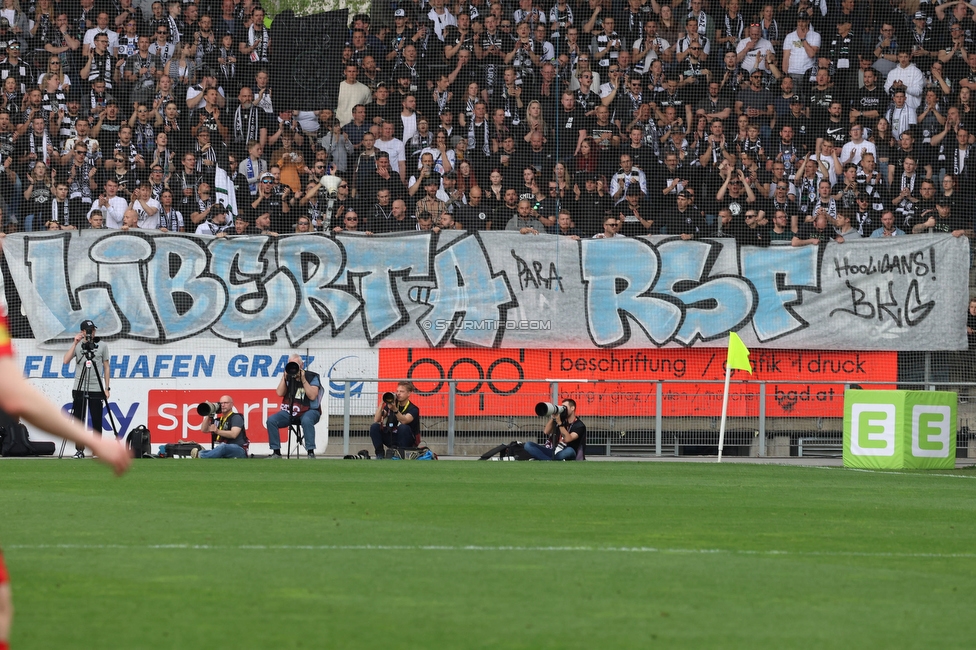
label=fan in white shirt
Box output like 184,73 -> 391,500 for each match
88,178 -> 129,228
883,51 -> 925,111
82,13 -> 120,56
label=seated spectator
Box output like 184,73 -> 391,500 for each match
792,211 -> 837,247
592,215 -> 623,239
548,210 -> 581,239
505,198 -> 546,234
194,203 -> 232,236
333,209 -> 371,235
870,210 -> 907,238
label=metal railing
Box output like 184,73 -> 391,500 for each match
327,378 -> 976,458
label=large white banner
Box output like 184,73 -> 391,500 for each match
15,340 -> 379,451
2,230 -> 968,351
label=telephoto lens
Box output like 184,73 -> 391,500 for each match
534,402 -> 567,417
197,401 -> 220,417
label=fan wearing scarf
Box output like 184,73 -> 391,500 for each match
17,115 -> 52,173
231,86 -> 269,154
194,201 -> 232,236
240,6 -> 270,68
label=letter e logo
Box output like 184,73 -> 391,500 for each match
850,404 -> 896,456
911,405 -> 951,458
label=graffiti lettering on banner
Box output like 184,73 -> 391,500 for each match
3,231 -> 967,351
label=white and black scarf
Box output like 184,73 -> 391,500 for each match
51,199 -> 68,225
955,147 -> 968,175
167,15 -> 181,44
88,52 -> 114,88
195,145 -> 217,172
133,121 -> 155,156
57,113 -> 78,144
434,90 -> 450,115
159,207 -> 183,231
176,170 -> 199,204
197,197 -> 214,215
153,41 -> 174,65
629,90 -> 642,116
761,18 -> 779,45
218,46 -> 235,80
195,30 -> 217,64
467,118 -> 490,157
723,13 -> 743,50
233,104 -> 260,143
248,23 -> 270,62
69,159 -> 95,201
41,89 -> 66,123
27,130 -> 49,168
201,219 -> 226,235
89,89 -> 107,113
116,141 -> 138,166
118,34 -> 138,58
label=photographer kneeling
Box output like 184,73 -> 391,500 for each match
369,381 -> 420,459
196,396 -> 248,458
525,399 -> 585,461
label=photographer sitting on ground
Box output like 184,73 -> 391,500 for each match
369,381 -> 421,459
195,395 -> 248,458
525,399 -> 585,461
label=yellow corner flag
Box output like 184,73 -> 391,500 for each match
727,332 -> 752,373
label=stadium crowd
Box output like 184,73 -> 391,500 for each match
0,0 -> 973,242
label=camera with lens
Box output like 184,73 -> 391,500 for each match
535,402 -> 567,418
197,401 -> 220,417
382,392 -> 398,428
80,322 -> 97,353
285,361 -> 301,377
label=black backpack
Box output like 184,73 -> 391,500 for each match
0,423 -> 55,457
126,425 -> 152,459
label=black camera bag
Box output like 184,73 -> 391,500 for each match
159,442 -> 203,457
478,441 -> 533,461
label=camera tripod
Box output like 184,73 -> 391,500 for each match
285,417 -> 305,458
58,343 -> 120,458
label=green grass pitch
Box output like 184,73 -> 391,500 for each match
1,460 -> 975,649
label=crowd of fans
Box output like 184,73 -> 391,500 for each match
0,0 -> 974,243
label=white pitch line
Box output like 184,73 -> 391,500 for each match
807,465 -> 976,480
5,543 -> 976,559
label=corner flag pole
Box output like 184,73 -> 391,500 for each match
718,332 -> 752,463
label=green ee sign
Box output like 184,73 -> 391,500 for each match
844,390 -> 956,470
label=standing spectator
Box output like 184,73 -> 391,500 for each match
336,63 -> 371,127
781,12 -> 819,83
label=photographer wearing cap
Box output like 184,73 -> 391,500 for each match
196,395 -> 248,458
61,320 -> 110,459
525,399 -> 585,461
370,381 -> 421,459
266,355 -> 322,459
